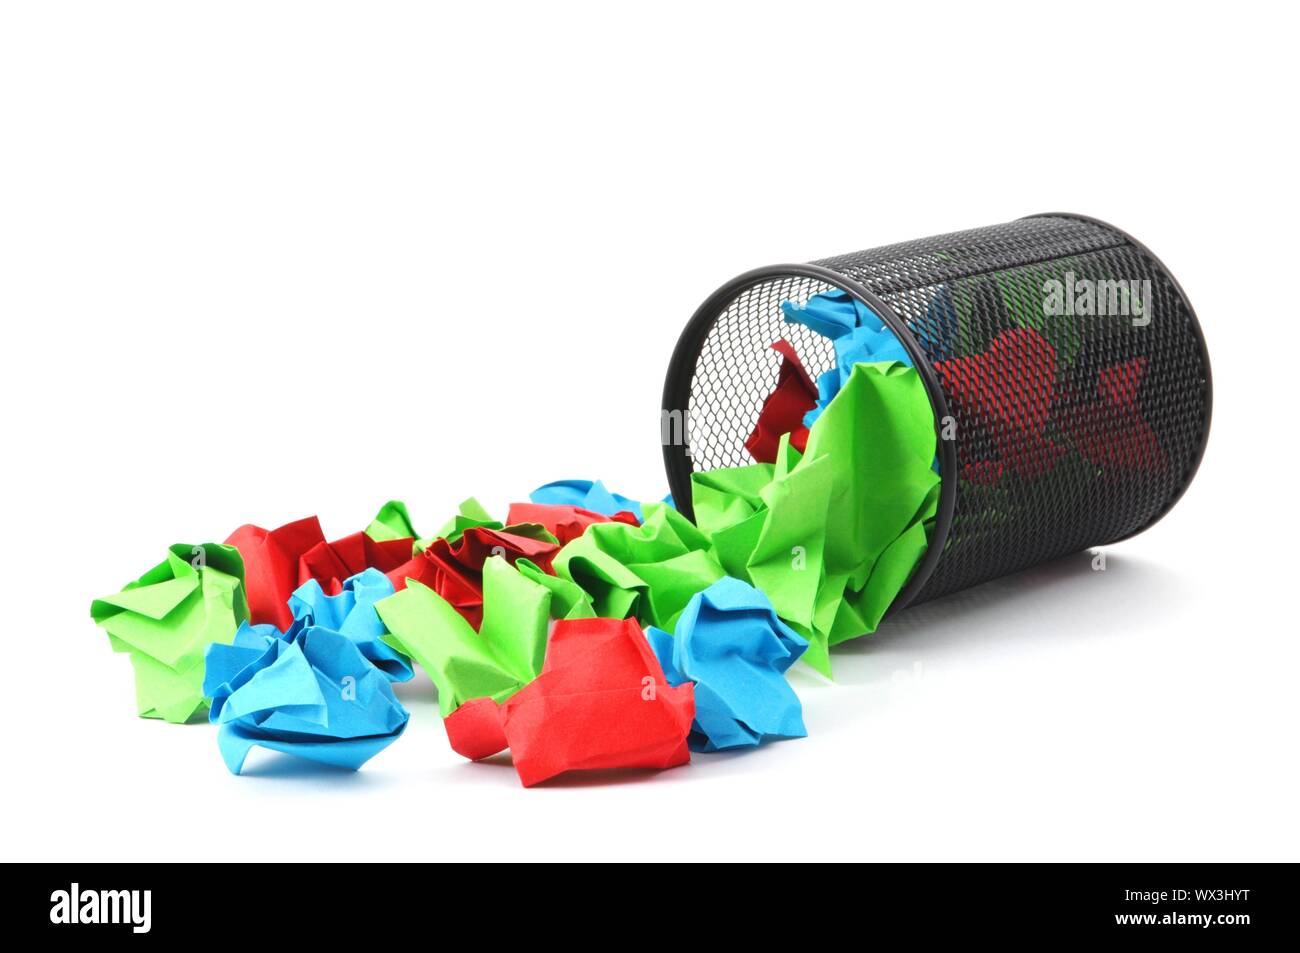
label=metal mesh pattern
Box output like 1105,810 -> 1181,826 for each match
666,215 -> 1211,609
685,275 -> 836,470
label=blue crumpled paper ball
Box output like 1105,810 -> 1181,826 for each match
287,568 -> 412,682
529,479 -> 645,522
202,618 -> 409,774
647,576 -> 808,752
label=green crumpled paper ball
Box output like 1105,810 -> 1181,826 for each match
90,543 -> 248,723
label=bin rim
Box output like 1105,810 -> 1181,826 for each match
661,261 -> 958,617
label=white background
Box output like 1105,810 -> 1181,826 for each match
2,2 -> 1296,862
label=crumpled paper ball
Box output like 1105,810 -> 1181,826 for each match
647,576 -> 808,751
90,542 -> 249,724
287,568 -> 412,682
203,620 -> 409,774
443,616 -> 695,787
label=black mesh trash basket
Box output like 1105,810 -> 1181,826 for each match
661,213 -> 1212,615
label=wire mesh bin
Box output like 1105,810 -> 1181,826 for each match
661,214 -> 1212,615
